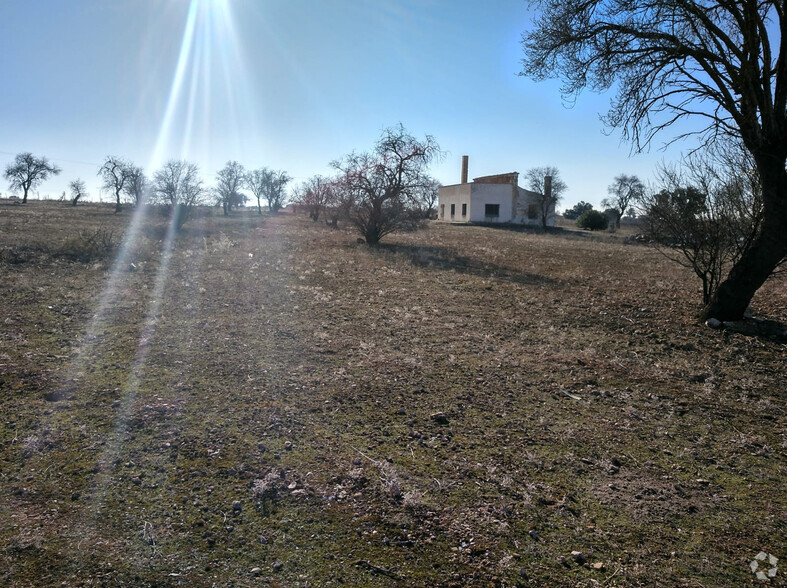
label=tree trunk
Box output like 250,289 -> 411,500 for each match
701,163 -> 787,321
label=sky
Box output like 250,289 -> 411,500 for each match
0,0 -> 697,210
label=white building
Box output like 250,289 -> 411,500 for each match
437,156 -> 555,226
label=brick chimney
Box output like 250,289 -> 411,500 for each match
544,175 -> 552,199
461,155 -> 469,184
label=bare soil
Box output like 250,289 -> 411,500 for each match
1,202 -> 785,586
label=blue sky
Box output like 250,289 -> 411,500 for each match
0,0 -> 694,210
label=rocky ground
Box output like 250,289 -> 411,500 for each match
0,202 -> 785,586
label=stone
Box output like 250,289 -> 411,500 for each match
571,551 -> 586,565
272,560 -> 284,571
251,567 -> 261,576
528,530 -> 539,541
705,318 -> 722,329
232,500 -> 242,512
430,412 -> 449,425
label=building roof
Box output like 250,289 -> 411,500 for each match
471,172 -> 519,185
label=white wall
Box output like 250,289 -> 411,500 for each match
437,184 -> 472,222
438,182 -> 549,225
469,183 -> 516,223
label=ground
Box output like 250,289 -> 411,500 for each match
0,202 -> 785,587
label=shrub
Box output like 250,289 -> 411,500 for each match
55,228 -> 117,262
563,201 -> 594,220
577,209 -> 609,231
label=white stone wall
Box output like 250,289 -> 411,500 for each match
437,184 -> 472,221
468,183 -> 516,222
438,182 -> 553,225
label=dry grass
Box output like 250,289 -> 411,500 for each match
0,201 -> 784,586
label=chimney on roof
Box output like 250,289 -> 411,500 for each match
461,155 -> 469,184
544,175 -> 552,199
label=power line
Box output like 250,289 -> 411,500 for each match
0,149 -> 101,168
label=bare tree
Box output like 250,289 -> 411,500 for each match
265,170 -> 291,214
151,160 -> 205,230
639,142 -> 764,307
524,166 -> 566,228
408,177 -> 440,219
4,152 -> 61,203
216,160 -> 245,216
245,169 -> 266,215
294,175 -> 336,222
245,168 -> 290,214
69,178 -> 87,206
603,175 -> 645,228
521,1 -> 787,321
331,125 -> 441,245
123,165 -> 147,206
98,156 -> 134,213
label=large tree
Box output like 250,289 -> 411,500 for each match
521,1 -> 787,321
245,169 -> 266,215
408,177 -> 441,219
294,175 -> 336,222
123,165 -> 147,206
98,156 -> 132,213
4,152 -> 61,203
524,166 -> 566,228
245,168 -> 291,214
603,175 -> 645,228
69,178 -> 87,207
332,125 -> 441,245
216,160 -> 245,216
563,200 -> 594,220
152,160 -> 205,230
639,141 -> 764,307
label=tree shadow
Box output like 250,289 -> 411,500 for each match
375,243 -> 559,287
715,317 -> 787,344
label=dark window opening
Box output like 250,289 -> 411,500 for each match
450,203 -> 455,218
485,203 -> 500,218
527,204 -> 538,220
461,203 -> 467,217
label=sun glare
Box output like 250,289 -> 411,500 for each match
45,0 -> 256,524
150,0 -> 252,172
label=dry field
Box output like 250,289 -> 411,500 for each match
0,201 -> 785,587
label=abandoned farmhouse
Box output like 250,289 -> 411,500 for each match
437,156 -> 555,226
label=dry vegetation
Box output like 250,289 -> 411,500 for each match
0,201 -> 785,587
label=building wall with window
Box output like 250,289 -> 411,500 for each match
468,183 -> 517,222
437,182 -> 518,223
437,184 -> 471,222
437,181 -> 551,225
